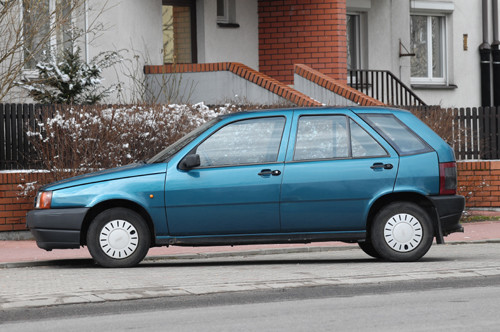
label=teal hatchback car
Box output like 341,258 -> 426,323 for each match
27,107 -> 464,267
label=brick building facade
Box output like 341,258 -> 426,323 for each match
258,0 -> 347,84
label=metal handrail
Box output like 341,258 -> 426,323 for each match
348,69 -> 427,106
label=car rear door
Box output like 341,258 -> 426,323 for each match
280,109 -> 399,232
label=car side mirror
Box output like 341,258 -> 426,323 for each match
179,154 -> 201,170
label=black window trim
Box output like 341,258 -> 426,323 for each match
178,115 -> 288,170
290,114 -> 390,163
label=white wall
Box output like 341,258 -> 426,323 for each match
196,0 -> 259,70
365,0 -> 411,77
294,75 -> 358,106
88,0 -> 164,103
146,71 -> 289,105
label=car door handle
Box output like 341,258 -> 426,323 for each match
258,169 -> 281,176
370,163 -> 393,170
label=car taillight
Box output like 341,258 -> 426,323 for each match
439,162 -> 457,195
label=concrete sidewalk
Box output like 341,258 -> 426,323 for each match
1,221 -> 499,267
2,242 -> 500,311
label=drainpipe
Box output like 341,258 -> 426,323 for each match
492,0 -> 500,106
480,0 -> 492,107
84,0 -> 89,63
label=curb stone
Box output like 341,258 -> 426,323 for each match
2,240 -> 500,269
0,245 -> 355,269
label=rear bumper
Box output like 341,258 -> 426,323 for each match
429,195 -> 465,236
26,208 -> 89,250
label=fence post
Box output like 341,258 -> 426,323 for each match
0,104 -> 4,169
471,107 -> 479,159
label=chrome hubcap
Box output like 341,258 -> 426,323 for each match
99,220 -> 138,259
384,213 -> 422,252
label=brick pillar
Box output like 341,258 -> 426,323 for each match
258,0 -> 347,84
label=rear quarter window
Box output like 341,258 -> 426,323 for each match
359,114 -> 433,156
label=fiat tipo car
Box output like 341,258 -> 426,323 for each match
27,107 -> 464,267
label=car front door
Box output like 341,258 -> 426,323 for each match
280,110 -> 399,232
165,114 -> 290,236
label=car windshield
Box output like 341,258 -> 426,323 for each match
147,117 -> 222,164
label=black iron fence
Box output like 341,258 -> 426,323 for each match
1,104 -> 500,170
348,69 -> 427,107
453,106 -> 500,160
407,106 -> 500,160
0,104 -> 44,170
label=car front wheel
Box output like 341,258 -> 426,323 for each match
370,202 -> 433,262
87,208 -> 151,268
358,241 -> 381,259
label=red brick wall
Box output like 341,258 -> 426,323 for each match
0,172 -> 48,232
457,161 -> 500,208
0,161 -> 499,232
258,0 -> 347,84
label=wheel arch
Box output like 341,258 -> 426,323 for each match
367,192 -> 440,241
80,199 -> 156,246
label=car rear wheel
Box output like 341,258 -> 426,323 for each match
370,202 -> 433,262
87,208 -> 151,268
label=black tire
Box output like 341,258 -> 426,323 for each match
87,208 -> 151,268
358,241 -> 381,259
370,202 -> 434,262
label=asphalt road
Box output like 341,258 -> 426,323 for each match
1,275 -> 500,331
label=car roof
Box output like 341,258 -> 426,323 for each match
221,106 -> 409,117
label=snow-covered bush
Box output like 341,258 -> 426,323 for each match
27,103 -> 241,186
18,47 -> 121,104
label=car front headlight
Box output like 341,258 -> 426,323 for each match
35,191 -> 53,209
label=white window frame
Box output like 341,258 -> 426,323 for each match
410,0 -> 454,13
21,0 -> 76,72
217,0 -> 235,24
346,11 -> 368,85
410,13 -> 448,85
217,0 -> 228,23
347,13 -> 361,71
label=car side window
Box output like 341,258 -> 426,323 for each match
294,115 -> 349,161
360,114 -> 432,155
350,120 -> 387,157
196,117 -> 286,167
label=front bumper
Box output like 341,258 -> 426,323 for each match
429,195 -> 465,238
26,208 -> 89,250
